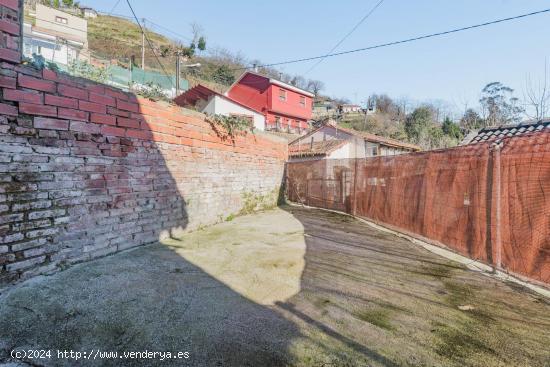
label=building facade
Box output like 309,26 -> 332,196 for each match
23,4 -> 87,66
226,72 -> 314,134
288,123 -> 420,162
173,84 -> 266,131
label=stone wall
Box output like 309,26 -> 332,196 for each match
0,4 -> 287,286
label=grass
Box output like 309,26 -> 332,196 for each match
353,308 -> 394,330
87,15 -> 176,70
432,321 -> 495,360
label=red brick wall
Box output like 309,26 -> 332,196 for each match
0,60 -> 287,286
0,0 -> 21,64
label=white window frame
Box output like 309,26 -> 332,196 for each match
279,88 -> 287,101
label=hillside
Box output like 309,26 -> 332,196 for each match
88,15 -> 174,62
88,15 -> 243,93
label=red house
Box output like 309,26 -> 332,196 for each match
226,72 -> 314,133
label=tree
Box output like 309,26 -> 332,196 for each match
53,0 -> 59,7
212,65 -> 235,86
190,23 -> 206,54
442,117 -> 463,140
307,79 -> 324,96
197,37 -> 206,51
405,106 -> 433,144
524,62 -> 549,121
479,82 -> 524,126
460,108 -> 484,130
62,0 -> 73,6
371,94 -> 395,114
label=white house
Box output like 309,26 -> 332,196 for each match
23,4 -> 87,66
173,84 -> 266,131
288,122 -> 421,162
338,104 -> 362,114
81,7 -> 98,18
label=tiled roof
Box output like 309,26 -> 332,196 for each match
289,139 -> 348,157
462,119 -> 550,145
173,84 -> 262,114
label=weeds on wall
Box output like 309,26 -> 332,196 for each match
238,188 -> 279,216
22,54 -> 60,72
206,114 -> 254,141
129,81 -> 170,102
68,60 -> 111,83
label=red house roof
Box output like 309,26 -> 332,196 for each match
173,84 -> 262,114
289,139 -> 348,157
227,71 -> 314,98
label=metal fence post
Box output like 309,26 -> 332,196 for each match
492,141 -> 503,270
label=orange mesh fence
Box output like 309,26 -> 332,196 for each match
286,132 -> 550,285
499,132 -> 550,283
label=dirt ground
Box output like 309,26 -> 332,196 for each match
0,206 -> 549,367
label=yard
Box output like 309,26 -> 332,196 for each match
0,206 -> 549,367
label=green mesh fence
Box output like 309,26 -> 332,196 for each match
109,66 -> 188,94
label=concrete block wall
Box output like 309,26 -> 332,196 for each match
0,41 -> 287,286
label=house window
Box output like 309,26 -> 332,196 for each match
279,88 -> 286,101
299,96 -> 306,107
55,16 -> 68,24
275,116 -> 281,130
365,142 -> 379,157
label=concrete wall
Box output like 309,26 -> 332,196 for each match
0,51 -> 287,287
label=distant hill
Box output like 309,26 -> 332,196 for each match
88,15 -> 174,62
87,15 -> 244,93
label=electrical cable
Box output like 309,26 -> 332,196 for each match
125,0 -> 175,87
232,8 -> 550,72
304,0 -> 386,75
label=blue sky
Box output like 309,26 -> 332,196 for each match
87,0 -> 550,116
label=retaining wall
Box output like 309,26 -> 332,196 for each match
0,1 -> 287,286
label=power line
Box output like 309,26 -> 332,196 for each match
304,0 -> 386,75
108,0 -> 122,16
124,0 -> 174,87
232,8 -> 550,72
145,19 -> 192,42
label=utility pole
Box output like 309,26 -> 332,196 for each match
174,54 -> 201,96
175,53 -> 181,96
141,18 -> 146,70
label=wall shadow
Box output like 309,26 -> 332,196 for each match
0,79 -> 298,366
2,73 -> 411,366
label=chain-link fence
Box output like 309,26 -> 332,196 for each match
286,131 -> 550,285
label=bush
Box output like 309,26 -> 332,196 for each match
68,60 -> 110,83
129,81 -> 169,101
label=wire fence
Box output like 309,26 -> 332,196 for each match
286,131 -> 550,285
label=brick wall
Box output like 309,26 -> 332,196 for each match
0,0 -> 21,65
0,60 -> 287,287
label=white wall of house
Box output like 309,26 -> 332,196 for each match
35,4 -> 88,46
23,24 -> 83,65
326,142 -> 353,159
305,126 -> 366,158
292,125 -> 415,160
202,95 -> 266,131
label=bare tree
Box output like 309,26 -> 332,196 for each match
306,79 -> 325,97
524,61 -> 550,121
